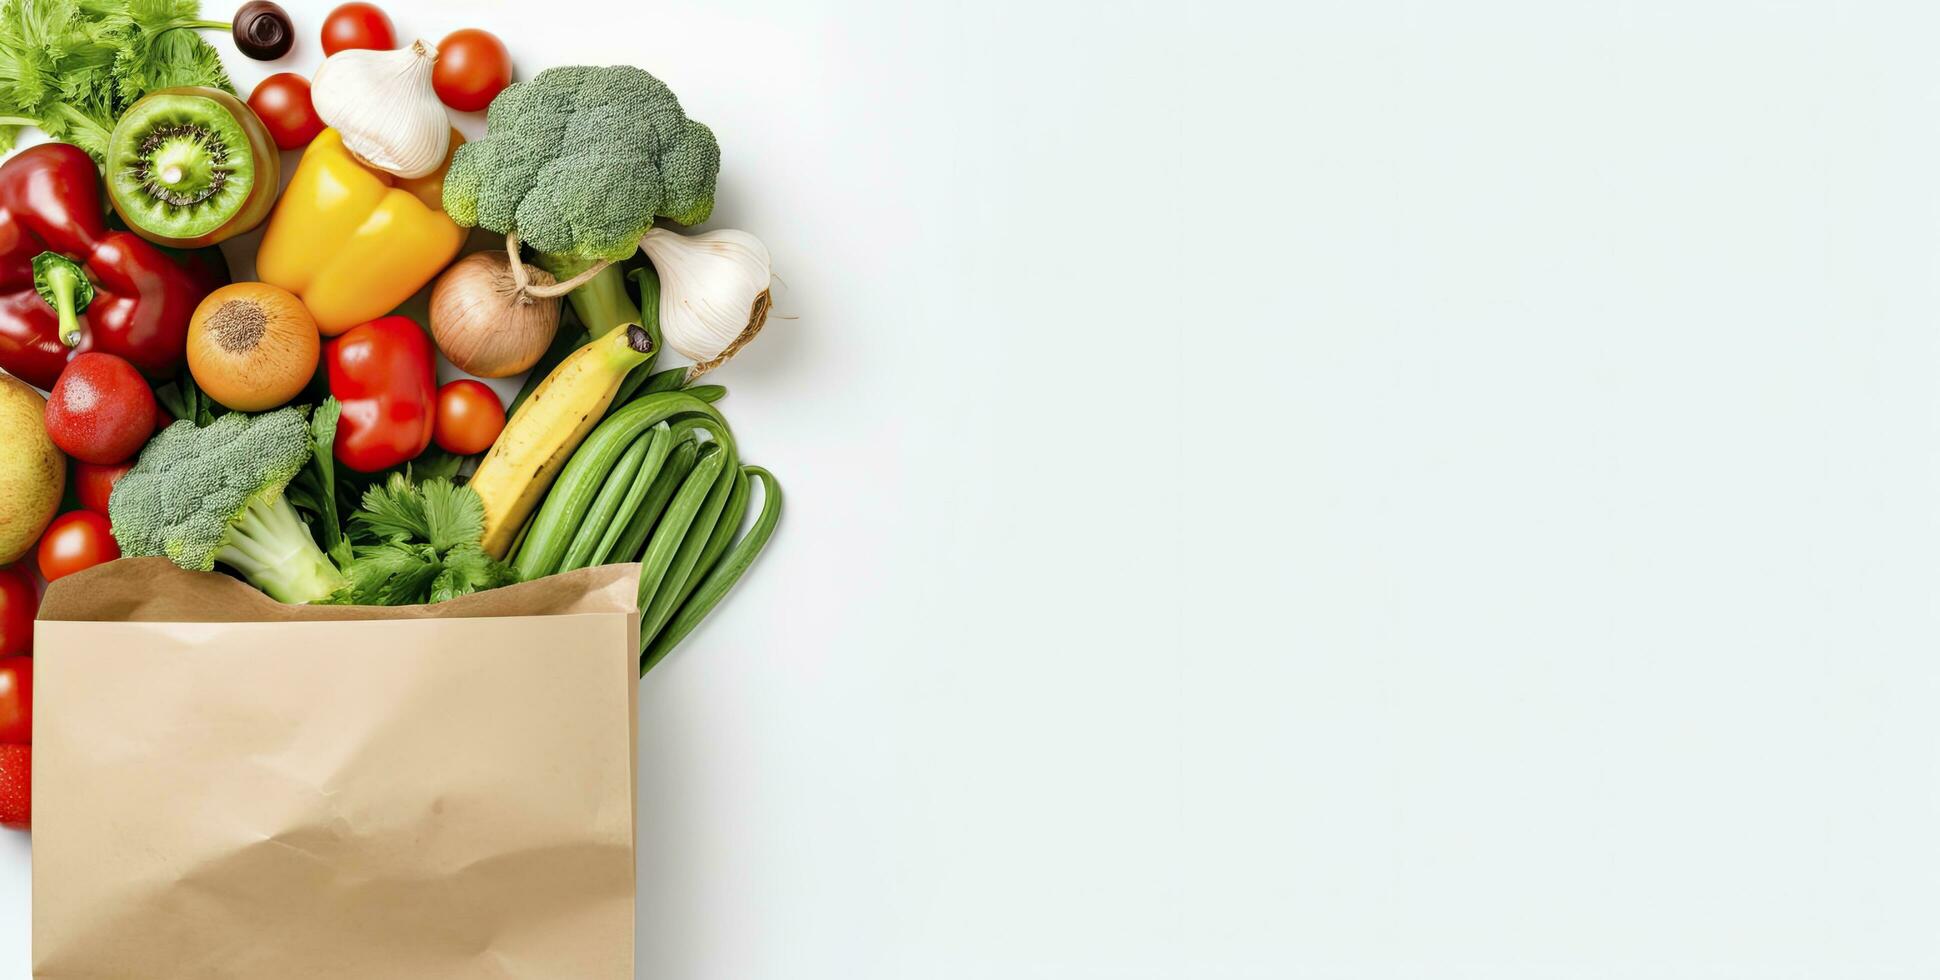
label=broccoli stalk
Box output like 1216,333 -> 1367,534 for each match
108,407 -> 347,604
535,253 -> 638,336
213,489 -> 347,604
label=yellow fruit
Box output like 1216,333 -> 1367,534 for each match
471,324 -> 655,557
0,373 -> 66,563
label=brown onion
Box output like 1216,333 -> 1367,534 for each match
186,282 -> 319,411
429,251 -> 561,378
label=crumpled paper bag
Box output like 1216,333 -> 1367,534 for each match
31,558 -> 640,979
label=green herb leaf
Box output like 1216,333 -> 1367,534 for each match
418,477 -> 483,553
351,473 -> 428,543
336,473 -> 517,605
294,398 -> 351,568
0,0 -> 231,160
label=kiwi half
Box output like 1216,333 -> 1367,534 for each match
106,88 -> 280,248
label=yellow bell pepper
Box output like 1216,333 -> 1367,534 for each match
255,128 -> 466,336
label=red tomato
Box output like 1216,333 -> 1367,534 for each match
0,658 -> 30,745
433,29 -> 512,112
248,73 -> 325,150
320,2 -> 394,55
0,566 -> 34,657
73,459 -> 135,516
44,352 -> 157,465
37,511 -> 117,583
0,744 -> 26,829
433,379 -> 505,455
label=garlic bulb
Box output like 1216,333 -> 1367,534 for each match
310,40 -> 451,179
639,227 -> 774,376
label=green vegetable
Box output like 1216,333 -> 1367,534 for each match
511,391 -> 726,580
586,423 -> 674,566
638,448 -> 735,640
284,397 -> 353,569
152,365 -> 224,426
0,0 -> 234,158
555,423 -> 667,574
642,465 -> 781,673
333,474 -> 519,606
443,65 -> 721,263
107,406 -> 346,604
504,385 -> 781,669
607,436 -> 699,567
640,367 -> 687,395
671,464 -> 748,612
536,257 -> 636,340
97,0 -> 234,108
633,443 -> 728,631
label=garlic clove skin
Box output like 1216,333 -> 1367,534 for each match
310,40 -> 452,179
640,227 -> 775,373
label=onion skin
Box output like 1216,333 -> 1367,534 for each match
429,251 -> 561,378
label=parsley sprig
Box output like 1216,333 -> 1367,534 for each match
0,0 -> 233,158
333,474 -> 520,606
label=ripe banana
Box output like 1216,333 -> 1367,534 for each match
472,323 -> 654,557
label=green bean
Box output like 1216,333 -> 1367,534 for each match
588,423 -> 675,566
555,425 -> 663,574
671,465 -> 749,610
514,392 -> 726,581
642,466 -> 782,672
640,367 -> 686,394
609,438 -> 699,563
640,452 -> 737,641
634,445 -> 729,627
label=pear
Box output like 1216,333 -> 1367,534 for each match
0,373 -> 65,564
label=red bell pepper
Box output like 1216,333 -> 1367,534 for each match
326,316 -> 437,472
0,143 -> 217,390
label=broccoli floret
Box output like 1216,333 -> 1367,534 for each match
108,408 -> 347,605
442,65 -> 721,263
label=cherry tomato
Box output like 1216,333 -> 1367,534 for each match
433,379 -> 505,455
72,460 -> 135,516
37,511 -> 117,583
0,658 -> 30,745
248,73 -> 325,150
0,567 -> 34,657
320,2 -> 393,55
432,29 -> 512,112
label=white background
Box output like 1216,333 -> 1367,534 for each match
6,0 -> 1940,977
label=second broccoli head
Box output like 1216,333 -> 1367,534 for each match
108,407 -> 346,605
441,65 -> 722,264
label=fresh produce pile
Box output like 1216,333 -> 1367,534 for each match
0,0 -> 782,829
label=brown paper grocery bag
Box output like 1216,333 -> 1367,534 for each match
30,558 -> 640,980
